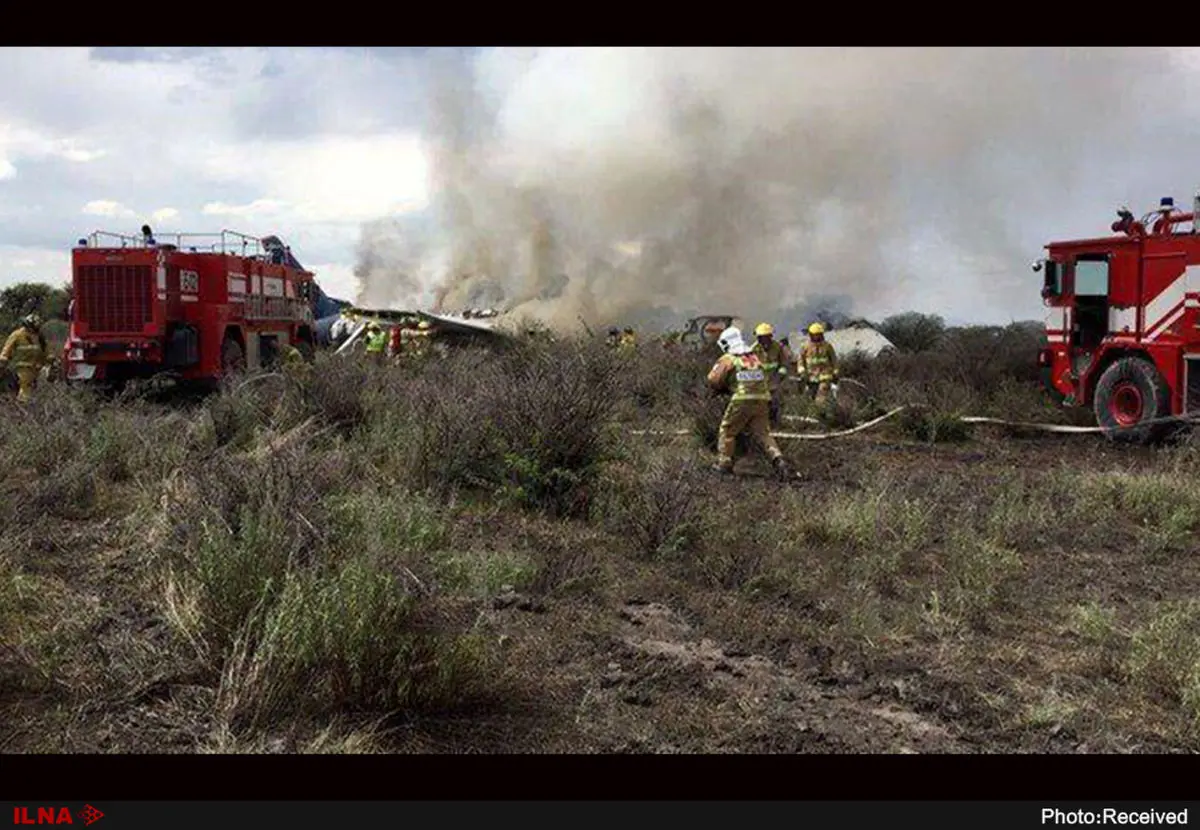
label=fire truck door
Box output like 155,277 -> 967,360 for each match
1070,253 -> 1110,350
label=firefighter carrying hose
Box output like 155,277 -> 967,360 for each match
799,322 -> 838,405
706,326 -> 794,480
752,322 -> 794,428
0,313 -> 48,404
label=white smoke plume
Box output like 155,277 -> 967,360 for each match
354,47 -> 1200,332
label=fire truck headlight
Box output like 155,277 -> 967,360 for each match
68,347 -> 84,361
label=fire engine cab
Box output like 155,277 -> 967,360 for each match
1037,194 -> 1200,442
63,227 -> 319,389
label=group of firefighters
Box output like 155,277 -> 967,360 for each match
330,308 -> 439,363
604,319 -> 838,478
703,320 -> 838,479
1,308 -> 841,481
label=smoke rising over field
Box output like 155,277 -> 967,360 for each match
353,47 -> 1194,330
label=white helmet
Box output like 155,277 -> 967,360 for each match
717,326 -> 750,355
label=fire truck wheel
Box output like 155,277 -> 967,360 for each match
1093,356 -> 1171,444
221,336 -> 246,375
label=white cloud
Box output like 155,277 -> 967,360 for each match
305,261 -> 360,300
202,198 -> 286,217
151,207 -> 179,223
0,246 -> 71,289
82,200 -> 135,218
199,134 -> 430,224
0,120 -> 105,180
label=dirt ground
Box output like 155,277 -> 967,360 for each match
10,428 -> 1192,755
402,433 -> 1191,755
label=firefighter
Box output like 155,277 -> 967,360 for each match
402,320 -> 434,360
279,341 -> 310,381
799,322 -> 838,406
706,326 -> 793,479
388,322 -> 405,360
364,322 -> 388,364
281,342 -> 305,366
752,322 -> 794,428
606,327 -> 621,348
0,313 -> 48,404
619,327 -> 638,350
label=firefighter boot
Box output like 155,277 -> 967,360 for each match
771,454 -> 795,482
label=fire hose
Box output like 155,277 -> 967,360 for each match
631,399 -> 1200,441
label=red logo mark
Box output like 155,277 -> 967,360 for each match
12,807 -> 73,824
11,806 -> 102,826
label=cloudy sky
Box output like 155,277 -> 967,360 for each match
0,47 -> 451,301
5,47 -> 1200,326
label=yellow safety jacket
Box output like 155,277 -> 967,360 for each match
365,330 -> 388,353
752,340 -> 790,387
800,340 -> 837,382
710,352 -> 771,402
0,327 -> 46,370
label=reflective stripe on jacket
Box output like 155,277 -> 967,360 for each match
801,341 -> 836,382
711,352 -> 771,401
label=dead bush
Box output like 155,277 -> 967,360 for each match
597,455 -> 709,560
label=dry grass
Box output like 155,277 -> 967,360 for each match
3,320 -> 1200,753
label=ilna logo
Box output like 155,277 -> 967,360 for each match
12,806 -> 104,826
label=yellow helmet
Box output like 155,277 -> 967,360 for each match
368,321 -> 381,331
755,322 -> 774,336
418,320 -> 431,330
808,322 -> 825,336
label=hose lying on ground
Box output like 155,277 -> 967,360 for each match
631,405 -> 1200,441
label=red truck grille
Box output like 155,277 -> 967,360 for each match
76,264 -> 154,333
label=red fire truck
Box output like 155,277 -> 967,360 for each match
1038,194 -> 1200,442
63,227 -> 319,389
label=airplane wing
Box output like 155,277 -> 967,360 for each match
416,311 -> 509,338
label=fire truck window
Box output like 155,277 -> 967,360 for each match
1074,259 -> 1108,296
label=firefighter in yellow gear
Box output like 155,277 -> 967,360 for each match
281,343 -> 304,364
0,314 -> 48,404
752,322 -> 794,428
279,341 -> 310,380
364,322 -> 388,364
706,326 -> 793,479
799,322 -> 838,405
619,327 -> 637,350
408,320 -> 434,359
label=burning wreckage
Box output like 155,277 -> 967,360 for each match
324,307 -> 516,357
